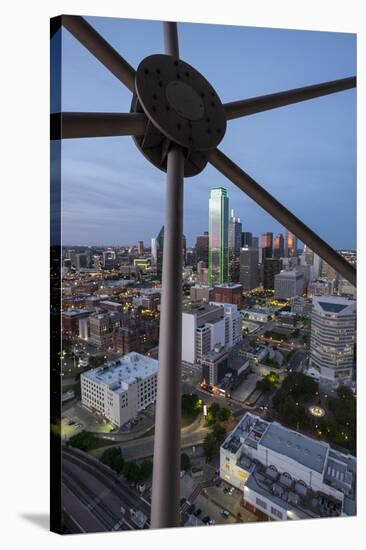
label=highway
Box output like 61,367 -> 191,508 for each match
62,446 -> 151,533
93,414 -> 210,460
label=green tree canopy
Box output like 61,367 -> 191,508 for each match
100,447 -> 124,473
69,431 -> 97,451
122,461 -> 141,483
182,393 -> 202,417
218,407 -> 231,422
180,453 -> 191,471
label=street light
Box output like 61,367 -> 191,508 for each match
51,16 -> 356,529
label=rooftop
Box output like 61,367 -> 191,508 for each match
62,307 -> 96,317
213,283 -> 243,290
182,302 -> 221,316
82,352 -> 158,391
260,422 -> 329,474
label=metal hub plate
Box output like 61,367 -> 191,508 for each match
134,54 -> 227,152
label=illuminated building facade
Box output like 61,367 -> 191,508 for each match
208,187 -> 229,286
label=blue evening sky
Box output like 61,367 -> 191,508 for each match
56,17 -> 356,248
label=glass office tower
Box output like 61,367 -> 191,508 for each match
208,187 -> 229,286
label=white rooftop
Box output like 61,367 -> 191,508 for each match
82,352 -> 158,390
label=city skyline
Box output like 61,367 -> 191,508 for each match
58,18 -> 356,249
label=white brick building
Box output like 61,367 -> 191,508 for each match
81,352 -> 158,427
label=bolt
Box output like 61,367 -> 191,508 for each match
177,123 -> 181,129
159,81 -> 163,87
176,73 -> 181,79
174,60 -> 179,66
144,68 -> 149,75
206,117 -> 211,123
156,68 -> 161,74
165,105 -> 170,111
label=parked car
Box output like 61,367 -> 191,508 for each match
193,508 -> 202,517
202,516 -> 210,524
221,510 -> 230,519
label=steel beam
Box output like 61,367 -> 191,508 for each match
208,148 -> 356,287
150,145 -> 185,529
163,22 -> 179,58
224,76 -> 356,120
50,112 -> 147,140
62,15 -> 136,92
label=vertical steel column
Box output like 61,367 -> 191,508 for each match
163,22 -> 179,57
150,145 -> 185,529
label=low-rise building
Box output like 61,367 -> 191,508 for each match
81,352 -> 158,427
291,296 -> 313,318
133,288 -> 161,311
274,270 -> 304,299
190,284 -> 213,303
201,344 -> 229,386
220,412 -> 356,521
62,307 -> 96,337
241,307 -> 271,323
308,278 -> 335,297
88,311 -> 124,348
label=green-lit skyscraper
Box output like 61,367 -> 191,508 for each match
208,187 -> 229,286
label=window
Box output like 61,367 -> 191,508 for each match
270,507 -> 283,519
255,497 -> 267,510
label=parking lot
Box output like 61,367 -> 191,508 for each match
180,468 -> 257,527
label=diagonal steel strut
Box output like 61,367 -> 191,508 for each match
50,112 -> 148,139
208,148 -> 356,287
224,76 -> 356,120
62,15 -> 136,92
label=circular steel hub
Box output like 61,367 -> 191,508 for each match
131,54 -> 227,176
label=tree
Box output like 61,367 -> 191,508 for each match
139,459 -> 153,479
281,372 -> 318,401
100,447 -> 124,473
180,453 -> 191,471
256,377 -> 272,392
203,433 -> 217,460
182,393 -> 202,417
218,407 -> 231,422
69,431 -> 97,451
122,461 -> 141,483
212,422 -> 226,444
206,402 -> 220,425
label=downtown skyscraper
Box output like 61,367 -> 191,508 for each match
208,187 -> 229,286
228,209 -> 242,282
